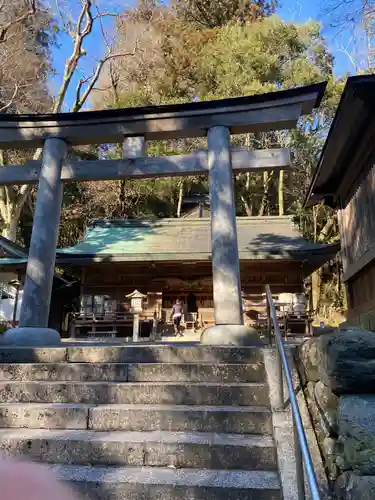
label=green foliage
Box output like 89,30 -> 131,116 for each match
196,17 -> 333,99
62,5 -> 344,253
174,0 -> 277,28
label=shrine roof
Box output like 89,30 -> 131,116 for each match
0,216 -> 339,275
305,74 -> 375,208
54,217 -> 339,268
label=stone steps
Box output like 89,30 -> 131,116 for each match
0,381 -> 269,405
49,464 -> 282,500
89,404 -> 273,434
0,346 -> 264,364
0,402 -> 90,429
0,362 -> 265,382
0,403 -> 273,433
0,345 -> 280,499
0,428 -> 277,470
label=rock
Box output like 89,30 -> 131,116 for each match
314,381 -> 339,435
306,381 -> 315,400
2,328 -> 61,346
298,328 -> 375,395
321,436 -> 340,480
336,472 -> 375,500
315,381 -> 339,412
304,382 -> 330,443
298,338 -> 322,382
339,395 -> 375,475
200,325 -> 262,346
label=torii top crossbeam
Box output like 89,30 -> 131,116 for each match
0,83 -> 325,148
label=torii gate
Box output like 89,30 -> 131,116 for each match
0,83 -> 326,345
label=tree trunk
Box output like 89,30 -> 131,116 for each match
176,180 -> 184,218
278,169 -> 284,216
240,195 -> 253,216
259,170 -> 273,216
2,218 -> 18,241
0,151 -> 31,242
316,268 -> 325,314
311,269 -> 320,314
312,205 -> 319,243
318,214 -> 335,243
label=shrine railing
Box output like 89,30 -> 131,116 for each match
265,284 -> 320,500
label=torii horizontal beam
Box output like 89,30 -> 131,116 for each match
0,148 -> 291,185
0,83 -> 326,148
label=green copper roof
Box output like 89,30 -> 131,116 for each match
55,217 -> 339,263
0,257 -> 28,266
0,217 -> 339,275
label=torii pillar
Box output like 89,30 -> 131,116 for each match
3,138 -> 68,345
200,126 -> 259,345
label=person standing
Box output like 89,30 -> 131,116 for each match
187,292 -> 198,330
172,298 -> 184,336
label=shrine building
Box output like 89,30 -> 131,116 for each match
0,215 -> 339,337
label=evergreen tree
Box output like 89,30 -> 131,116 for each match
174,0 -> 277,28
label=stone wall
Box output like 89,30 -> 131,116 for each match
296,327 -> 375,499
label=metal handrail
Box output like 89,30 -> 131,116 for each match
265,285 -> 320,500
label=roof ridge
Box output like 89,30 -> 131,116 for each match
89,216 -> 295,227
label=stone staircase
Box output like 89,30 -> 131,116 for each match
0,345 -> 281,499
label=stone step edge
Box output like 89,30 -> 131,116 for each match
48,464 -> 281,489
0,402 -> 272,412
0,346 -> 265,364
0,428 -> 276,448
0,362 -> 264,367
0,381 -> 267,387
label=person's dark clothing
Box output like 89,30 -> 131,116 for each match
187,293 -> 198,313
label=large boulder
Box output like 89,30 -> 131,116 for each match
298,328 -> 375,395
339,396 -> 375,475
336,472 -> 375,500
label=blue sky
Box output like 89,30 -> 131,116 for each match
278,0 -> 354,76
50,0 -> 356,111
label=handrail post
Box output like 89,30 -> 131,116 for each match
266,298 -> 272,346
294,416 -> 306,499
275,339 -> 285,410
265,284 -> 321,500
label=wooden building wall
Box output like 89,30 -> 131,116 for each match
77,260 -> 303,324
80,261 -> 303,297
339,163 -> 375,280
338,163 -> 375,329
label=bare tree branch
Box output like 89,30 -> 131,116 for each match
0,0 -> 37,43
0,0 -> 148,240
55,0 -> 74,37
72,30 -> 144,112
0,84 -> 18,112
53,0 -> 94,113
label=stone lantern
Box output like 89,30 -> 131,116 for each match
126,290 -> 147,342
8,279 -> 21,327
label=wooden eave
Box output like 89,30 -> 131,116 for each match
305,75 -> 375,209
